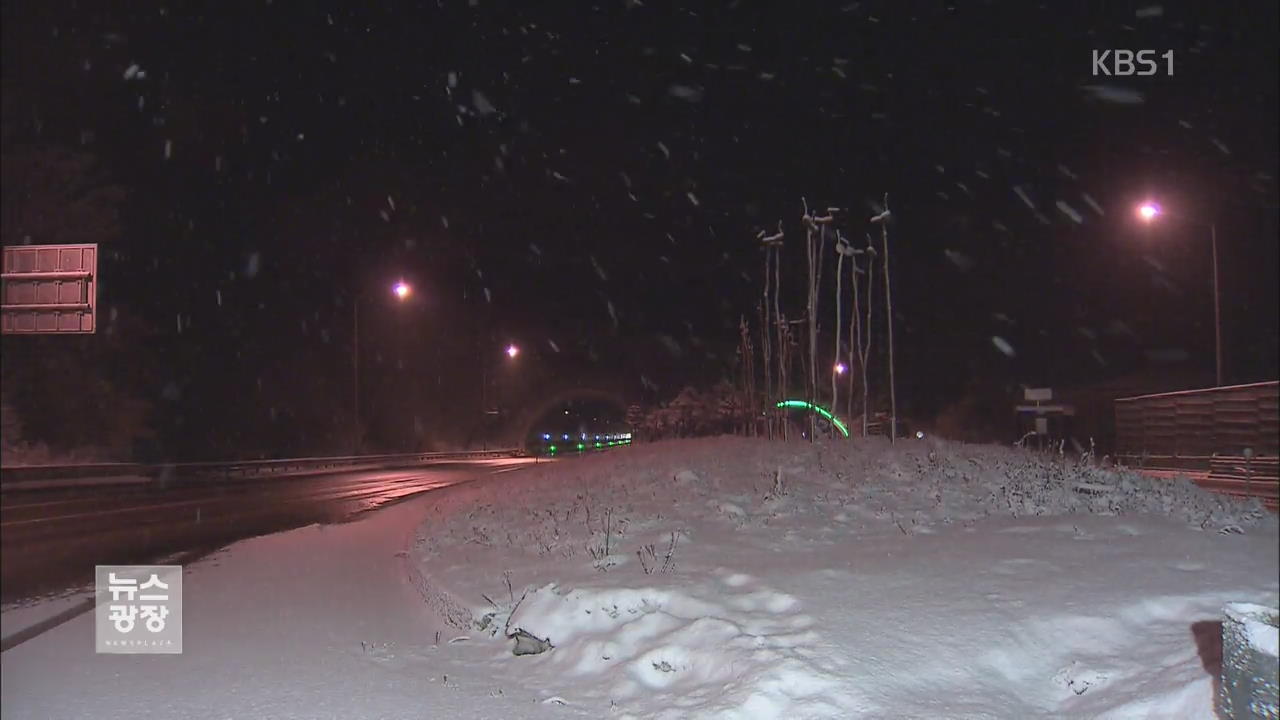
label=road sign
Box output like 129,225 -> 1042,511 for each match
1,244 -> 98,334
1024,387 -> 1053,402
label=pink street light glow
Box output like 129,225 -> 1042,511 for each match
506,344 -> 520,358
1137,203 -> 1161,221
834,362 -> 847,375
392,281 -> 411,299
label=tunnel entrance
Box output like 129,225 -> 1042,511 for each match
522,394 -> 630,453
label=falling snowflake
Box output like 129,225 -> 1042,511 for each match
991,337 -> 1016,357
1055,200 -> 1084,224
472,90 -> 498,116
1012,186 -> 1036,211
944,249 -> 975,272
668,84 -> 704,102
1080,85 -> 1145,104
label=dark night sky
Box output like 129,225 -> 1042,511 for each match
2,0 -> 1277,455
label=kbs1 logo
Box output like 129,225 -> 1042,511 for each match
1092,50 -> 1174,76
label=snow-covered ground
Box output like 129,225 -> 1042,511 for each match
3,436 -> 1276,719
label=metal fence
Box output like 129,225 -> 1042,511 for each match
1115,381 -> 1279,508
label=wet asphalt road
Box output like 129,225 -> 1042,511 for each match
0,457 -> 539,604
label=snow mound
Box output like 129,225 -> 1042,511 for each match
410,436 -> 1277,717
502,579 -> 872,718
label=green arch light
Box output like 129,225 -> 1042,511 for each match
776,399 -> 850,437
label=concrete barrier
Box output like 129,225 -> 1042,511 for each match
1220,601 -> 1279,720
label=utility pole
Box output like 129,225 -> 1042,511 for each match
353,298 -> 360,454
1211,222 -> 1223,386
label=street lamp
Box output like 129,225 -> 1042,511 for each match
1136,202 -> 1223,386
353,280 -> 412,453
480,343 -> 520,450
833,362 -> 847,375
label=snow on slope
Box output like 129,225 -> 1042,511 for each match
412,436 -> 1278,719
2,436 -> 1274,719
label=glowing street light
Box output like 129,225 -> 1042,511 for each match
353,279 -> 415,452
833,362 -> 847,375
1136,200 -> 1222,386
506,344 -> 520,359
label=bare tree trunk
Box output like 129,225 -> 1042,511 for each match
803,200 -> 816,441
847,245 -> 859,424
833,238 -> 844,435
802,200 -> 836,441
758,300 -> 769,437
759,223 -> 784,440
862,234 -> 877,437
775,239 -> 786,441
773,312 -> 783,438
760,240 -> 772,439
873,194 -> 897,443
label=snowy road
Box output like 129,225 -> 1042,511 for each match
1,460 -> 576,720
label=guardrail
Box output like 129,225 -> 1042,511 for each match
1118,453 -> 1279,511
0,448 -> 521,490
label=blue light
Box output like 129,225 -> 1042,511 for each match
562,434 -> 569,441
542,433 -> 551,441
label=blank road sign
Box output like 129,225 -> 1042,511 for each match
1024,387 -> 1053,402
1,244 -> 98,334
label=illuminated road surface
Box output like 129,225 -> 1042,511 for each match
0,457 -> 540,603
